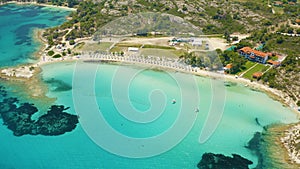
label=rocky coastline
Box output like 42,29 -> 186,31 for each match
245,123 -> 300,169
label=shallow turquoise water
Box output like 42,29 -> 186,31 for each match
0,4 -> 299,169
1,61 -> 295,168
0,4 -> 70,67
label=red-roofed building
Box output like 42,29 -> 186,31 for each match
224,63 -> 233,70
267,60 -> 281,67
253,72 -> 263,79
288,2 -> 296,5
238,47 -> 269,64
274,1 -> 283,6
224,63 -> 233,73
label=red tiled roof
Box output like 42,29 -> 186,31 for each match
239,47 -> 268,58
296,19 -> 300,23
274,1 -> 283,5
225,63 -> 233,69
288,2 -> 295,5
267,60 -> 281,65
266,52 -> 273,56
253,50 -> 268,58
239,47 -> 252,53
253,72 -> 263,78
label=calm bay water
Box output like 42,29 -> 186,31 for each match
0,4 -> 298,169
1,61 -> 295,169
0,4 -> 70,67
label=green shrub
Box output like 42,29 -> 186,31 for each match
47,50 -> 55,56
69,40 -> 75,45
53,54 -> 62,58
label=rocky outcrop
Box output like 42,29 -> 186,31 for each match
281,123 -> 300,164
0,88 -> 78,136
245,124 -> 300,169
197,153 -> 253,169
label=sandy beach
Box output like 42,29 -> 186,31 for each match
1,40 -> 298,115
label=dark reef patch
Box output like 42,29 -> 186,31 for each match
14,23 -> 47,45
20,10 -> 39,17
11,56 -> 21,62
246,124 -> 300,169
0,86 -> 8,97
245,132 -> 264,169
197,153 -> 253,169
49,15 -> 64,21
0,87 -> 78,136
35,105 -> 78,136
44,78 -> 72,92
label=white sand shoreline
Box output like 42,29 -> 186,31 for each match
1,50 -> 299,115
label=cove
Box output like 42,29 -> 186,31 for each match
0,4 -> 70,67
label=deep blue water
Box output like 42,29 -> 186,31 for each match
0,4 -> 70,67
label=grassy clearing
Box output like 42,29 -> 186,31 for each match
172,49 -> 186,57
115,43 -> 143,48
110,46 -> 124,53
206,34 -> 223,38
244,61 -> 256,69
237,61 -> 256,76
243,63 -> 270,80
139,48 -> 179,58
273,7 -> 284,15
73,42 -> 85,50
80,42 -> 113,51
142,44 -> 176,50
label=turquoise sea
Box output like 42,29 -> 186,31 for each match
0,4 -> 70,67
0,4 -> 299,169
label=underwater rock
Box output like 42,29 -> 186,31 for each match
35,105 -> 78,136
245,132 -> 262,151
197,153 -> 253,169
0,85 -> 7,97
255,117 -> 262,127
0,96 -> 78,136
245,132 -> 264,169
44,78 -> 72,92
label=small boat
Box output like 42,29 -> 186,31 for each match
195,107 -> 199,113
172,99 -> 176,104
